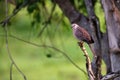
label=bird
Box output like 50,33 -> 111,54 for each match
71,23 -> 94,44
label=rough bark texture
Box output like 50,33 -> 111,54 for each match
101,33 -> 111,73
84,0 -> 102,79
101,0 -> 120,80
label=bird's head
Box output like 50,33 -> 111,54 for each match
71,23 -> 78,29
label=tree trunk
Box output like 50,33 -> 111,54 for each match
101,0 -> 120,80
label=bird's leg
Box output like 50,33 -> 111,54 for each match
78,41 -> 84,48
78,41 -> 95,79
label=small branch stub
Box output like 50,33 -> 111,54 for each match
101,71 -> 120,80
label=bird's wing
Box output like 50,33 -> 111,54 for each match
76,27 -> 91,42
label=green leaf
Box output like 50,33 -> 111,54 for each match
27,4 -> 37,14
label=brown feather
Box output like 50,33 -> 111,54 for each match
72,23 -> 94,44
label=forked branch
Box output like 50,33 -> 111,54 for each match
4,0 -> 27,80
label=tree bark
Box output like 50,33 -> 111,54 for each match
101,0 -> 120,80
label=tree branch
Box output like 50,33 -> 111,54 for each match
101,33 -> 111,73
4,0 -> 27,80
84,0 -> 102,79
0,34 -> 87,75
4,18 -> 27,80
10,63 -> 13,80
78,42 -> 95,80
0,0 -> 28,27
38,3 -> 56,37
101,71 -> 120,80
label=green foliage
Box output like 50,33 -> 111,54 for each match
0,19 -> 88,79
15,0 -> 25,5
0,1 -> 107,80
27,3 -> 38,14
0,1 -> 6,22
0,0 -> 106,34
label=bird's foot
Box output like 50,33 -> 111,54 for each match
78,41 -> 84,47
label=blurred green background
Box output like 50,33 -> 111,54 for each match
0,0 -> 106,80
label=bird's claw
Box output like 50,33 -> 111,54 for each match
78,41 -> 84,47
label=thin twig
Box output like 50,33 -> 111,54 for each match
10,34 -> 87,75
4,1 -> 27,80
38,3 -> 56,37
0,34 -> 87,75
10,63 -> 13,80
78,42 -> 95,80
0,1 -> 28,26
